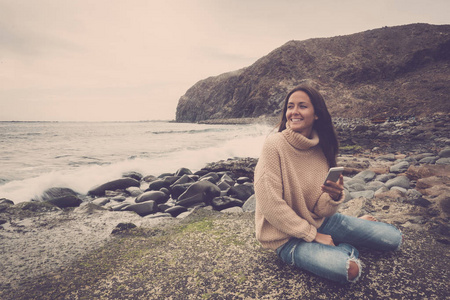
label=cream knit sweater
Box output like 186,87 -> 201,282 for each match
254,127 -> 344,250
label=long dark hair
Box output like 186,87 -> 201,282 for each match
278,84 -> 339,167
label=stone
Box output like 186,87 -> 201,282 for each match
126,187 -> 143,197
125,201 -> 158,217
38,187 -> 83,208
219,174 -> 235,186
88,178 -> 140,196
220,206 -> 243,214
377,154 -> 396,161
419,156 -> 439,164
199,172 -> 220,183
0,198 -> 14,206
122,171 -> 143,181
143,175 -> 157,182
216,180 -> 231,191
390,161 -> 410,173
347,182 -> 366,192
171,183 -> 194,200
436,158 -> 450,165
438,148 -> 450,158
111,195 -> 126,202
171,174 -> 195,188
110,203 -> 130,211
237,177 -> 252,184
135,191 -> 169,204
385,176 -> 411,189
227,184 -> 254,201
175,167 -> 193,177
376,173 -> 396,183
165,205 -> 188,217
242,195 -> 256,212
177,181 -> 221,207
145,212 -> 172,219
147,179 -> 169,191
375,186 -> 389,196
92,197 -> 110,206
211,196 -> 244,211
365,181 -> 385,191
354,170 -> 377,182
391,186 -> 407,194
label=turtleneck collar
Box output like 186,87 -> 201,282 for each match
282,123 -> 319,150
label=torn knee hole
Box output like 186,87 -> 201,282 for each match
347,259 -> 361,282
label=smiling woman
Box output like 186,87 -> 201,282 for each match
254,84 -> 403,284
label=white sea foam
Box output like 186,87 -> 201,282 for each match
0,121 -> 274,203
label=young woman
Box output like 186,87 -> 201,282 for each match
254,84 -> 402,284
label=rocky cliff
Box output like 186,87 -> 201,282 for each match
176,23 -> 450,122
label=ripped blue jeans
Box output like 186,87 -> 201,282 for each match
276,213 -> 402,284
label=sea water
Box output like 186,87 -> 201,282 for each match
0,121 -> 274,203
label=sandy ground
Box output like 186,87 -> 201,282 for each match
0,204 -> 175,290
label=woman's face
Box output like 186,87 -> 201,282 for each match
285,91 -> 317,137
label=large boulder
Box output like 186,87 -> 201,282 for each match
88,178 -> 140,196
125,201 -> 158,217
37,187 -> 83,208
135,191 -> 169,204
176,181 -> 221,208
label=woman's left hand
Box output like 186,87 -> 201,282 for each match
321,175 -> 344,201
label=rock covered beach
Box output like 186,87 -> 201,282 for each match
0,116 -> 449,299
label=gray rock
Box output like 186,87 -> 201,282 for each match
347,183 -> 366,192
227,184 -> 254,201
390,161 -> 410,173
88,178 -> 140,196
385,176 -> 411,189
125,201 -> 158,217
145,212 -> 172,219
376,173 -> 396,183
377,154 -> 396,161
221,207 -> 243,214
375,186 -> 389,196
242,195 -> 256,212
391,186 -> 407,194
38,187 -> 83,208
419,156 -> 439,164
164,205 -> 188,217
366,181 -> 386,191
126,186 -> 143,197
135,191 -> 169,204
438,148 -> 450,158
354,170 -> 377,182
177,181 -> 221,207
92,197 -> 110,206
211,196 -> 244,211
436,157 -> 450,165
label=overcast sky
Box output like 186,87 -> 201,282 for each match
0,0 -> 448,121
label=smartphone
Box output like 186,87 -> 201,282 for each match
323,167 -> 344,185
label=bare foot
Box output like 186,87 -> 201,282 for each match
359,215 -> 378,222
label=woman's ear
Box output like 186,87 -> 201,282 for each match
314,115 -> 319,120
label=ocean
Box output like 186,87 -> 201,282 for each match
0,121 -> 274,204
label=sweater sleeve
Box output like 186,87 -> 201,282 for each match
255,140 -> 317,242
313,191 -> 345,217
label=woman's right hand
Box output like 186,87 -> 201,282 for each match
314,232 -> 335,246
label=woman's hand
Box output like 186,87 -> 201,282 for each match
321,174 -> 344,201
314,232 -> 335,246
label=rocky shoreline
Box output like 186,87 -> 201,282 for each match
1,116 -> 449,299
